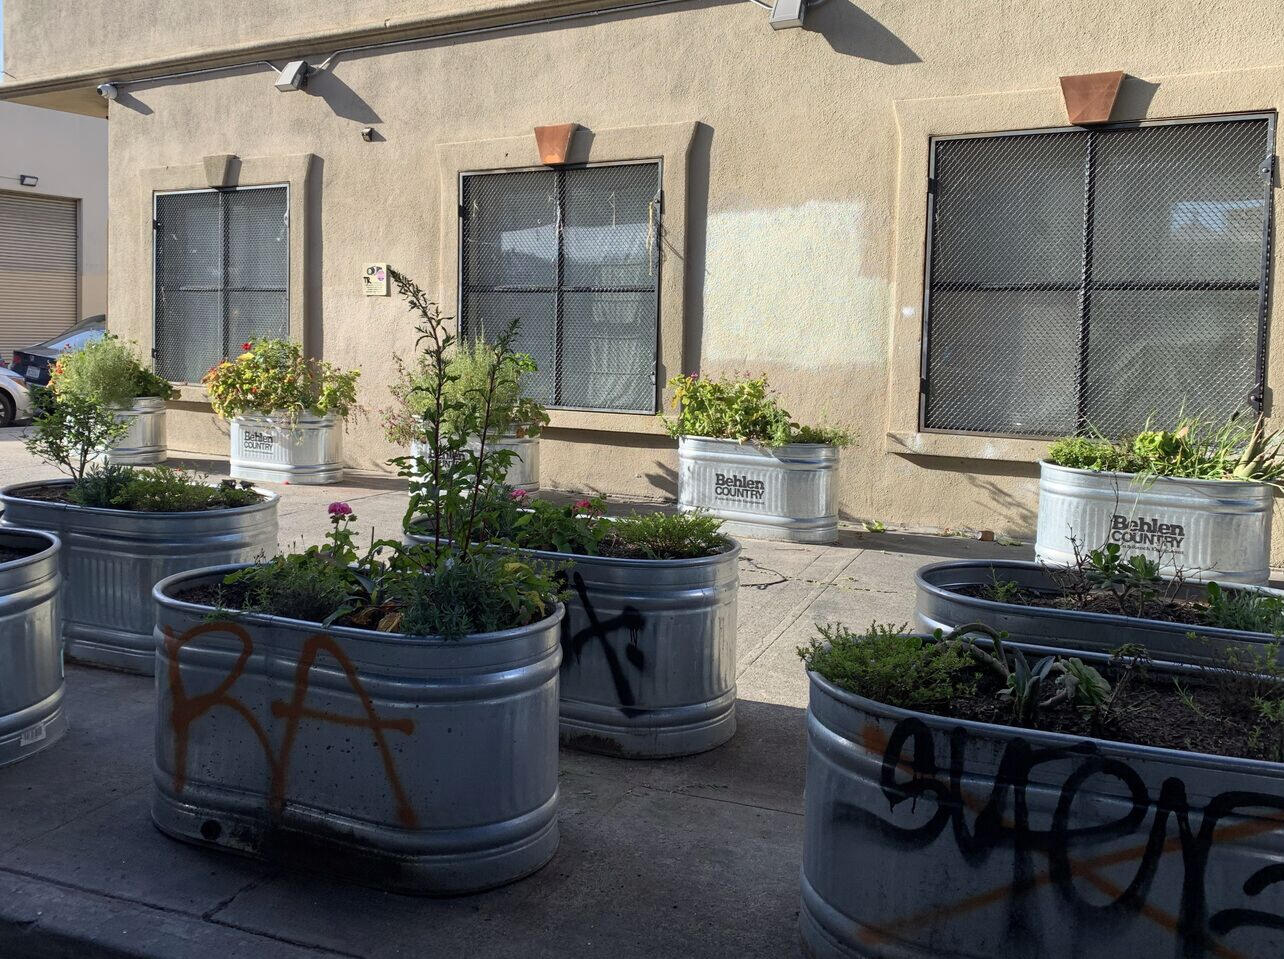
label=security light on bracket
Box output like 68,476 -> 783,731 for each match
769,0 -> 806,28
274,60 -> 311,92
751,0 -> 828,30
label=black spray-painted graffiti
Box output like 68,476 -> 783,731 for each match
834,718 -> 1284,958
561,570 -> 646,716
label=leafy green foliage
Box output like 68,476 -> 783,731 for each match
797,623 -> 974,708
981,574 -> 1023,604
52,335 -> 176,406
661,374 -> 851,447
67,465 -> 261,512
1202,581 -> 1284,634
393,550 -> 560,638
382,339 -> 548,446
22,386 -> 130,481
487,493 -> 612,556
952,625 -> 1113,726
1080,543 -> 1162,616
604,510 -> 728,559
202,338 -> 360,420
1047,413 -> 1284,489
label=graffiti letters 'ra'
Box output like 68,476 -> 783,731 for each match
163,621 -> 418,828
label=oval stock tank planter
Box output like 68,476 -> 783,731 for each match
800,649 -> 1284,959
678,436 -> 839,544
410,434 -> 540,492
915,559 -> 1284,667
106,396 -> 167,465
0,528 -> 66,767
231,413 -> 344,485
0,481 -> 278,675
152,564 -> 564,895
1036,460 -> 1272,585
410,523 -> 740,759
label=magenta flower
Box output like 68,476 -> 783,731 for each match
510,488 -> 529,501
328,501 -> 353,517
573,498 -> 593,511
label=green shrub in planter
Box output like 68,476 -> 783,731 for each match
52,335 -> 175,407
660,373 -> 850,447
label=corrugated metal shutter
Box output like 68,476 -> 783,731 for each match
0,191 -> 79,359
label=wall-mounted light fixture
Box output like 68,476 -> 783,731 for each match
18,174 -> 38,187
768,0 -> 807,28
274,60 -> 310,92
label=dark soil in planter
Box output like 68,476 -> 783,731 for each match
174,581 -> 371,629
0,545 -> 40,564
894,659 -> 1281,763
12,482 -> 265,512
955,583 -> 1221,629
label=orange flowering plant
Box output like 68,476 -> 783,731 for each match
202,339 -> 360,420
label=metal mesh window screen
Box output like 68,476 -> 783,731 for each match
461,162 -> 661,412
154,186 -> 289,382
922,116 -> 1273,438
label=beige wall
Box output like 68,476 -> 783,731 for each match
7,0 -> 1284,548
0,100 -> 109,322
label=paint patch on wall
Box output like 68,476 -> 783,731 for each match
702,201 -> 887,368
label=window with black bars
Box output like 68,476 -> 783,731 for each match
921,115 -> 1274,438
153,186 -> 289,382
460,162 -> 661,413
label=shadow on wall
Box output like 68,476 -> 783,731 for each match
305,69 -> 382,125
682,123 -> 714,378
645,457 -> 678,499
805,1 -> 921,64
849,454 -> 1039,542
1112,75 -> 1161,120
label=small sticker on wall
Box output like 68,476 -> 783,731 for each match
363,263 -> 389,296
20,722 -> 47,747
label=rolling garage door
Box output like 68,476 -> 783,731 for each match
0,191 -> 79,360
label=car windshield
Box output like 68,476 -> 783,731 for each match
33,322 -> 105,353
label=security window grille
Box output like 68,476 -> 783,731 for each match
154,186 -> 289,382
921,116 -> 1274,438
461,163 -> 661,412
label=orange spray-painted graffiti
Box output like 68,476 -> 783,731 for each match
162,621 -> 418,828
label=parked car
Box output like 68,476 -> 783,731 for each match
0,368 -> 33,426
9,316 -> 106,387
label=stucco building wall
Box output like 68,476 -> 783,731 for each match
5,0 -> 1283,549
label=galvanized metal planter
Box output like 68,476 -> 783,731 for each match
1037,460 -> 1272,585
231,412 -> 344,485
410,434 -> 540,492
409,524 -> 739,758
0,480 -> 278,675
152,564 -> 564,895
678,436 -> 838,544
106,396 -> 167,465
801,648 -> 1284,959
916,558 -> 1284,666
0,528 -> 66,768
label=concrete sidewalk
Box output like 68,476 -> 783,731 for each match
0,431 -> 1026,957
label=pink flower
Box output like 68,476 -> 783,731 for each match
573,498 -> 593,511
328,501 -> 353,517
510,488 -> 529,501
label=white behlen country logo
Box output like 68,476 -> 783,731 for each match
1109,514 -> 1185,552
